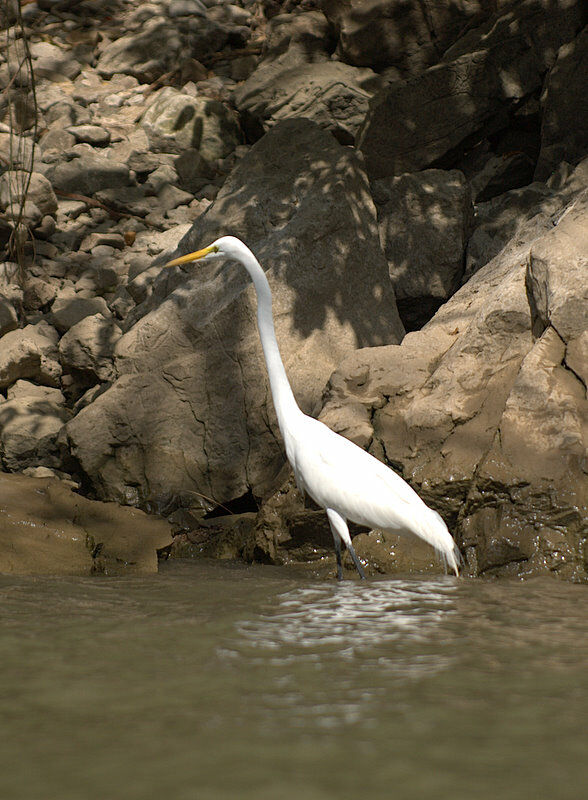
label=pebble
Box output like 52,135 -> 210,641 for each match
80,232 -> 126,252
68,124 -> 112,146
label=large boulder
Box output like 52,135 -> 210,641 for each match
235,59 -> 382,145
0,473 -> 172,576
64,119 -> 404,510
323,0 -> 513,75
141,87 -> 241,160
358,0 -> 585,178
318,159 -> 588,580
373,169 -> 473,328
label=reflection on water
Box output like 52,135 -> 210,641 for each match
222,578 -> 459,729
235,578 -> 457,653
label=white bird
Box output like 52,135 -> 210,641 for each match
165,236 -> 461,580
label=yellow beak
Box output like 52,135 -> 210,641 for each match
164,244 -> 217,268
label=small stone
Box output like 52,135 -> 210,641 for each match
4,200 -> 42,227
59,313 -> 121,383
35,215 -> 57,240
168,0 -> 207,17
68,124 -> 111,146
80,232 -> 126,252
0,322 -> 61,390
109,285 -> 135,319
39,128 -> 77,153
144,164 -> 179,194
0,262 -> 20,286
51,294 -> 112,333
0,297 -> 18,336
158,184 -> 194,211
58,199 -> 88,218
23,277 -> 58,311
126,266 -> 161,304
103,94 -> 124,108
30,41 -> 81,81
7,380 -> 65,404
44,149 -> 130,195
90,245 -> 117,260
0,170 -> 58,216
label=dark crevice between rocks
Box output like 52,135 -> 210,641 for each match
396,296 -> 446,331
204,487 -> 258,519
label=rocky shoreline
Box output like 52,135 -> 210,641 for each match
0,1 -> 586,579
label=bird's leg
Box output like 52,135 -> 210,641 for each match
346,541 -> 366,581
332,533 -> 343,581
326,509 -> 366,581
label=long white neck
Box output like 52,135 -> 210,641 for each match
237,247 -> 302,435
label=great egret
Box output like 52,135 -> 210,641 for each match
165,236 -> 461,579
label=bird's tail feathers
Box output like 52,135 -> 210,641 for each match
420,509 -> 462,577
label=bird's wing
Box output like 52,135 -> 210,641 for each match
295,416 -> 427,530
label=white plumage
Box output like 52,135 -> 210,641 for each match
166,236 -> 461,579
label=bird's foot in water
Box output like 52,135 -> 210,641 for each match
347,542 -> 366,580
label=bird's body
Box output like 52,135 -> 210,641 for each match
166,236 -> 461,579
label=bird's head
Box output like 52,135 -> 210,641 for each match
164,235 -> 245,268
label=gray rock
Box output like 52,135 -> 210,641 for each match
126,266 -> 161,305
158,184 -> 194,211
0,297 -> 18,336
23,277 -> 58,311
44,148 -> 131,195
96,18 -> 227,82
68,124 -> 111,146
0,321 -> 62,390
34,215 -> 57,240
44,99 -> 91,128
535,26 -> 588,180
51,294 -> 112,333
358,0 -> 584,178
323,0 -> 512,75
141,87 -> 241,160
0,170 -> 58,216
262,10 -> 333,66
4,200 -> 43,228
0,391 -> 71,471
0,217 -> 12,249
109,286 -> 136,320
526,191 -> 588,345
235,59 -> 381,145
64,119 -> 404,509
80,232 -> 126,252
0,262 -> 20,287
30,41 -> 81,81
375,169 -> 473,329
464,183 -> 553,281
168,0 -> 207,17
0,132 -> 35,172
59,313 -> 121,383
7,380 -> 65,403
174,149 -> 215,193
143,164 -> 180,195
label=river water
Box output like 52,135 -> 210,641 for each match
0,560 -> 586,800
